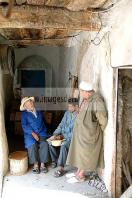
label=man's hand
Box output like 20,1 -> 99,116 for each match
32,132 -> 39,141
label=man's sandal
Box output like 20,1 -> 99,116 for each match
65,172 -> 76,178
67,176 -> 86,183
54,169 -> 65,177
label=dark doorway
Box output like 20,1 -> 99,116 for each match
116,69 -> 132,197
21,70 -> 45,88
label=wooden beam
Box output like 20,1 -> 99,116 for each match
0,39 -> 67,46
0,5 -> 100,30
111,68 -> 118,198
0,28 -> 81,40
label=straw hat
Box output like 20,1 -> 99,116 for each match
20,97 -> 35,111
79,81 -> 93,91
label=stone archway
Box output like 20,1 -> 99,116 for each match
14,55 -> 52,91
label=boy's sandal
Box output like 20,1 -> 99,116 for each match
54,169 -> 65,177
32,167 -> 40,174
40,166 -> 48,173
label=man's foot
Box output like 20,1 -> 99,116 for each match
51,162 -> 57,168
40,166 -> 48,173
54,169 -> 65,177
77,170 -> 85,179
40,163 -> 48,173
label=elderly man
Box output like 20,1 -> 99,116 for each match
20,97 -> 49,174
66,81 -> 108,183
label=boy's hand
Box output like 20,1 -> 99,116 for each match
32,132 -> 39,141
48,134 -> 64,141
48,135 -> 56,141
56,135 -> 64,140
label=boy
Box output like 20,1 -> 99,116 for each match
48,98 -> 78,177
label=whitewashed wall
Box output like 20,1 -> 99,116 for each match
59,46 -> 78,87
108,0 -> 132,67
80,36 -> 114,194
59,35 -> 114,194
